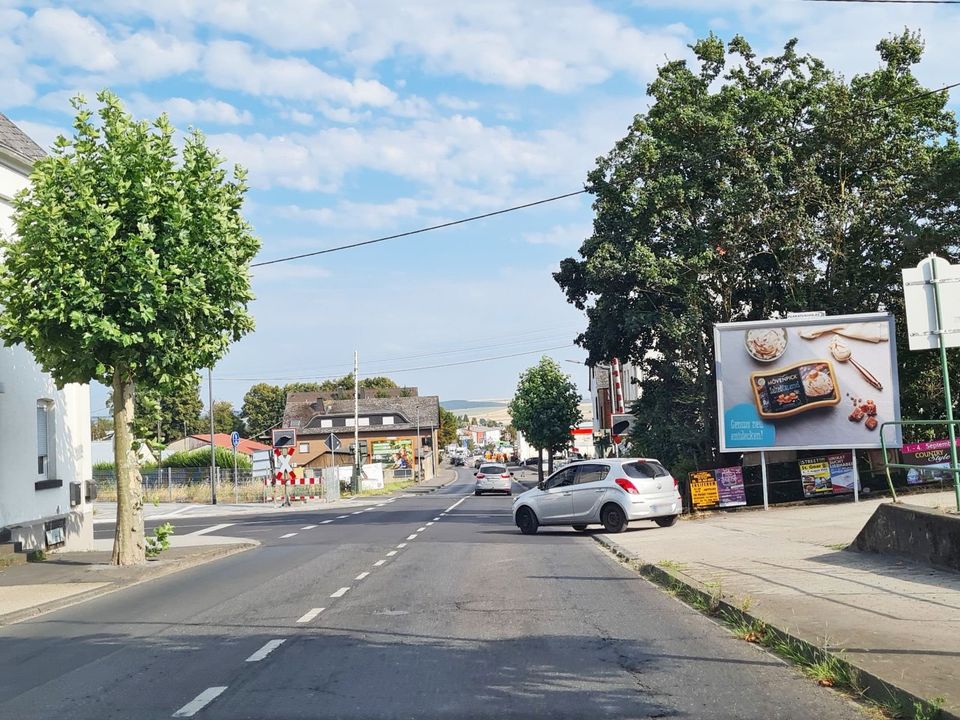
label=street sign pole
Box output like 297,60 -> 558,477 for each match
208,366 -> 217,505
930,257 -> 960,511
232,430 -> 240,504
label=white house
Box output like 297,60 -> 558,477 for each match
0,114 -> 94,553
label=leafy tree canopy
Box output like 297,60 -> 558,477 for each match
438,406 -> 458,447
555,31 -> 960,469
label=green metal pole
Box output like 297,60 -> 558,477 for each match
880,425 -> 898,503
930,256 -> 960,511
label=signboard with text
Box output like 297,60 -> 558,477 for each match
715,313 -> 902,452
688,467 -> 746,511
901,439 -> 960,485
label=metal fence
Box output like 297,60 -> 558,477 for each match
94,468 -> 267,504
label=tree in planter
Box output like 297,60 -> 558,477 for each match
508,357 -> 582,482
0,92 -> 259,565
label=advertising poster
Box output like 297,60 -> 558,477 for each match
716,467 -> 747,507
371,439 -> 415,468
715,313 -> 902,452
799,458 -> 833,497
689,471 -> 720,510
826,452 -> 855,495
901,439 -> 960,484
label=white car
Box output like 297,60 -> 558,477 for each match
511,458 -> 681,534
474,463 -> 514,496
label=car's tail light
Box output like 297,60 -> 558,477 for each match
476,473 -> 485,479
500,473 -> 510,479
615,478 -> 639,494
671,476 -> 678,489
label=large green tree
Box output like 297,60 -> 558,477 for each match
135,373 -> 204,445
508,357 -> 582,481
241,382 -> 287,437
555,32 -> 960,471
207,400 -> 244,435
437,406 -> 458,448
0,92 -> 259,564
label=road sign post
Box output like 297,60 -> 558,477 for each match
231,431 -> 240,504
902,254 -> 960,510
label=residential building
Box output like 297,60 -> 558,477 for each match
467,425 -> 502,447
162,433 -> 271,459
283,389 -> 440,480
0,114 -> 94,553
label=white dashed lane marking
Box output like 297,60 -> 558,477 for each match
186,523 -> 234,537
330,587 -> 350,598
398,543 -> 408,548
279,533 -> 297,539
301,525 -> 317,530
386,551 -> 397,557
246,639 -> 286,662
374,560 -> 386,566
173,687 -> 228,717
337,515 -> 349,519
445,498 -> 467,512
320,519 -> 334,524
405,535 -> 417,541
417,527 -> 427,532
297,608 -> 325,624
426,522 -> 434,526
351,511 -> 364,515
355,572 -> 370,581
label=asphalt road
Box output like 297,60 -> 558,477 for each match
0,467 -> 863,719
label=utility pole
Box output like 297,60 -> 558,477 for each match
353,350 -> 360,493
416,401 -> 421,482
208,367 -> 217,505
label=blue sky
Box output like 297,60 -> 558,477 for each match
3,0 -> 959,416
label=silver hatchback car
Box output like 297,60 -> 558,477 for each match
512,458 -> 681,534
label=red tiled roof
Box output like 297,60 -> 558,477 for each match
191,434 -> 271,455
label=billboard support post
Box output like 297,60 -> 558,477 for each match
760,451 -> 769,510
851,449 -> 859,503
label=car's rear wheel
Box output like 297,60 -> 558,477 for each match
601,504 -> 628,533
572,524 -> 588,531
516,506 -> 539,535
474,490 -> 482,496
654,515 -> 679,528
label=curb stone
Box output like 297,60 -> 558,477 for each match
592,533 -> 957,720
0,541 -> 258,627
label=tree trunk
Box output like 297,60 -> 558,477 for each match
111,368 -> 145,565
537,447 -> 544,484
547,450 -> 554,476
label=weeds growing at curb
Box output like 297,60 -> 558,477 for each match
657,559 -> 687,572
145,522 -> 174,558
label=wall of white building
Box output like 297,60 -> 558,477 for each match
0,148 -> 94,552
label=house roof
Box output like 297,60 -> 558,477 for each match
191,433 -> 272,455
284,393 -> 440,435
0,114 -> 45,165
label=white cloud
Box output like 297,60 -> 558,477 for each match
126,94 -> 253,126
522,222 -> 592,248
437,95 -> 480,111
203,40 -> 397,108
22,7 -> 116,72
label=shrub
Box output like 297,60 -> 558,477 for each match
161,447 -> 252,469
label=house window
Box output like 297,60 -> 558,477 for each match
299,442 -> 310,453
37,401 -> 53,479
382,416 -> 394,425
320,419 -> 333,428
344,417 -> 355,427
358,417 -> 370,427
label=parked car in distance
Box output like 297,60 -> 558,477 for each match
512,458 -> 681,535
475,463 -> 514,496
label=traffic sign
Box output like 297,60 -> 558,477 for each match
272,427 -> 297,448
230,431 -> 240,448
325,433 -> 341,452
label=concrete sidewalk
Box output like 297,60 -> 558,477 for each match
596,491 -> 960,717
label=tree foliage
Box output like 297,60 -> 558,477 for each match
207,400 -> 244,435
508,357 -> 582,478
555,31 -> 960,470
0,91 -> 259,564
438,406 -> 458,447
241,382 -> 287,437
134,373 -> 204,445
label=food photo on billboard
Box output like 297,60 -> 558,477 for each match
714,313 -> 902,453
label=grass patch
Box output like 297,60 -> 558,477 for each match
351,479 -> 417,497
657,559 -> 687,572
825,542 -> 849,550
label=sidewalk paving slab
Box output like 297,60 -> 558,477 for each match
594,492 -> 960,719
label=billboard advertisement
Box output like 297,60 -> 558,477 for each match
371,439 -> 415,468
900,439 -> 960,485
799,452 -> 856,496
688,466 -> 747,510
715,313 -> 902,452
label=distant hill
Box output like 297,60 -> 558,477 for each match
441,400 -> 508,411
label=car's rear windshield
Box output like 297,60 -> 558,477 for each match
623,461 -> 670,479
479,465 -> 507,474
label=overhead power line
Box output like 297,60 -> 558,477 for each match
251,190 -> 587,268
215,343 -> 576,382
248,81 -> 960,270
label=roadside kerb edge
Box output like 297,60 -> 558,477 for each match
591,533 -> 957,720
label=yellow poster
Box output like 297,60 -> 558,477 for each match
689,470 -> 720,510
